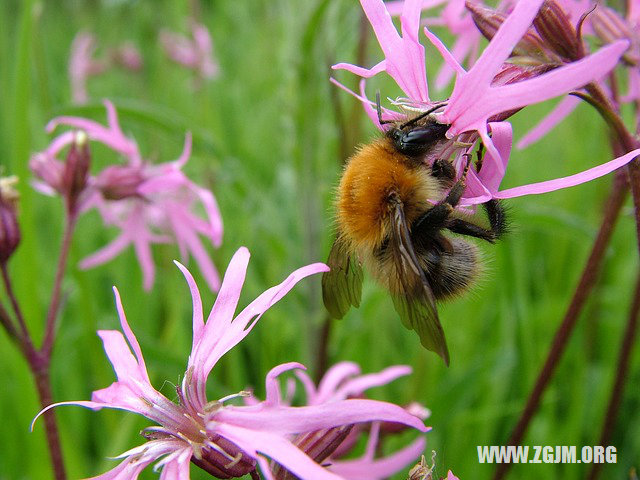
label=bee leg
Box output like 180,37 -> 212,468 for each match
431,159 -> 456,187
446,200 -> 508,242
412,159 -> 470,235
484,199 -> 508,238
446,218 -> 498,243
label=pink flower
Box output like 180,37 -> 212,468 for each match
160,21 -> 219,80
33,248 -> 427,479
69,32 -> 108,104
518,0 -> 640,146
69,33 -> 142,104
281,362 -> 428,479
31,100 -> 223,291
332,0 -> 640,205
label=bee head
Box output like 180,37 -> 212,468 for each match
388,121 -> 450,157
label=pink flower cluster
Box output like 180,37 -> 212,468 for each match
160,21 -> 220,80
30,101 -> 223,291
34,248 -> 429,479
69,32 -> 142,104
332,0 -> 640,206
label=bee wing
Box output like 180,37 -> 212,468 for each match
322,237 -> 363,319
389,201 -> 450,366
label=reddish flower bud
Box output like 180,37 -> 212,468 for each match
95,165 -> 145,200
111,42 -> 143,71
466,1 -> 555,63
533,0 -> 583,61
272,425 -> 353,480
62,130 -> 90,213
591,6 -> 640,66
189,433 -> 257,479
0,176 -> 21,263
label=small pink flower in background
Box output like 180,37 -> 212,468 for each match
110,41 -> 143,71
69,32 -> 108,104
160,20 -> 219,80
30,100 -> 223,291
69,32 -> 143,104
33,248 -> 428,479
332,0 -> 640,205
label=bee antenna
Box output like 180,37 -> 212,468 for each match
376,91 -> 395,126
399,102 -> 448,129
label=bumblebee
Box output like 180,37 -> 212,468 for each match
322,100 -> 507,365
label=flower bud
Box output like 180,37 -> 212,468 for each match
408,453 -> 436,480
95,165 -> 145,200
189,433 -> 257,479
466,1 -> 555,63
0,176 -> 21,263
29,153 -> 64,193
591,6 -> 639,66
111,42 -> 143,71
533,0 -> 583,61
272,425 -> 353,480
62,130 -> 90,213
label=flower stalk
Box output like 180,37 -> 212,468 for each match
587,273 -> 640,480
494,171 -> 628,480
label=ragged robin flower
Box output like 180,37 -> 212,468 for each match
254,361 -> 429,479
30,100 -> 223,291
160,20 -> 219,81
33,248 -> 428,479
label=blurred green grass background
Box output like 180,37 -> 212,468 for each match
0,0 -> 638,479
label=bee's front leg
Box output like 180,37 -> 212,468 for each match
412,157 -> 471,236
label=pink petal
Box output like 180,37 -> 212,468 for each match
462,0 -> 544,88
187,247 -> 251,407
329,78 -> 402,130
96,328 -> 149,386
332,365 -> 412,400
112,287 -> 149,383
133,231 -> 156,291
170,215 -> 220,291
31,400 -> 110,431
423,25 -> 466,78
79,231 -> 132,269
174,132 -> 192,169
215,399 -> 428,434
85,456 -> 149,480
173,261 -> 205,351
214,424 -> 345,480
316,361 -> 361,402
517,95 -> 581,149
193,184 -> 224,247
434,30 -> 479,90
478,121 -> 512,193
293,370 -> 318,402
361,0 -> 430,101
157,447 -> 192,480
329,436 -> 426,479
195,261 -> 329,388
332,59 -> 387,78
495,149 -> 640,199
264,362 -> 306,405
446,40 -> 629,136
